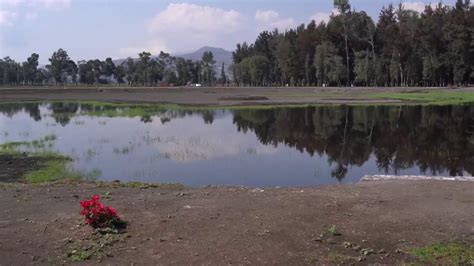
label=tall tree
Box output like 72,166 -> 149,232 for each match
47,48 -> 71,85
333,0 -> 352,85
314,42 -> 346,86
201,51 -> 215,86
220,62 -> 227,85
23,53 -> 39,85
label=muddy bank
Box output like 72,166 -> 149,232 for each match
0,154 -> 44,183
1,86 -> 471,106
0,180 -> 472,265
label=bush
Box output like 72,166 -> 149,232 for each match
80,195 -> 125,230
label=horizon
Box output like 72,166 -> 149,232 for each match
0,0 -> 461,64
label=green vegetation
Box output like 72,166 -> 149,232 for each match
3,1 -> 473,88
371,91 -> 474,105
233,1 -> 473,87
0,134 -> 57,152
0,135 -> 81,183
327,225 -> 341,236
66,233 -> 127,262
328,253 -> 356,264
24,156 -> 80,183
408,242 -> 474,265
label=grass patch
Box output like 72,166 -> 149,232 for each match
327,225 -> 341,236
0,134 -> 57,152
0,182 -> 16,189
408,242 -> 474,265
66,233 -> 127,262
0,135 -> 80,183
3,94 -> 473,121
328,253 -> 358,264
23,156 -> 81,183
370,91 -> 474,105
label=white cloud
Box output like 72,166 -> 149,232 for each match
254,9 -> 297,31
2,0 -> 71,9
255,10 -> 279,23
310,12 -> 331,24
35,0 -> 71,9
0,10 -> 17,26
310,8 -> 341,24
25,12 -> 38,20
120,3 -> 245,55
149,3 -> 242,36
402,2 -> 442,13
0,0 -> 71,26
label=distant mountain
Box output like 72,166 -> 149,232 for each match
176,46 -> 233,77
113,46 -> 234,78
177,46 -> 233,67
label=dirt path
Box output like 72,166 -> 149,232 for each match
0,86 -> 469,106
0,180 -> 472,265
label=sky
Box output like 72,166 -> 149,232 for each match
0,0 -> 460,64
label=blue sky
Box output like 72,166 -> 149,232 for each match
0,0 -> 458,64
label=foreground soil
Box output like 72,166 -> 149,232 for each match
0,180 -> 472,265
0,154 -> 44,183
1,86 -> 472,106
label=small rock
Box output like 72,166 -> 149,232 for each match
361,248 -> 375,256
257,229 -> 271,236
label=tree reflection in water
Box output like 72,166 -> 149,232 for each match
0,102 -> 472,180
232,105 -> 474,179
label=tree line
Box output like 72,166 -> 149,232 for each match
1,0 -> 472,87
232,0 -> 473,87
0,49 -> 225,87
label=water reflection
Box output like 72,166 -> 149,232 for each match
0,102 -> 472,186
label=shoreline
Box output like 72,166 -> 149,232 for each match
0,86 -> 473,107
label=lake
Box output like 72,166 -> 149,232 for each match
0,102 -> 473,187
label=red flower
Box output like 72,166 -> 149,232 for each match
79,195 -> 124,229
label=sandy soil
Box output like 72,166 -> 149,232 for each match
0,180 -> 472,265
1,86 -> 470,106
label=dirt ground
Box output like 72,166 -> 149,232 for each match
1,86 -> 471,106
0,154 -> 43,183
0,180 -> 472,265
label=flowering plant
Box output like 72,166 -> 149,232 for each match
80,195 -> 125,230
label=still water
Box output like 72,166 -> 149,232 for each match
0,102 -> 473,187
